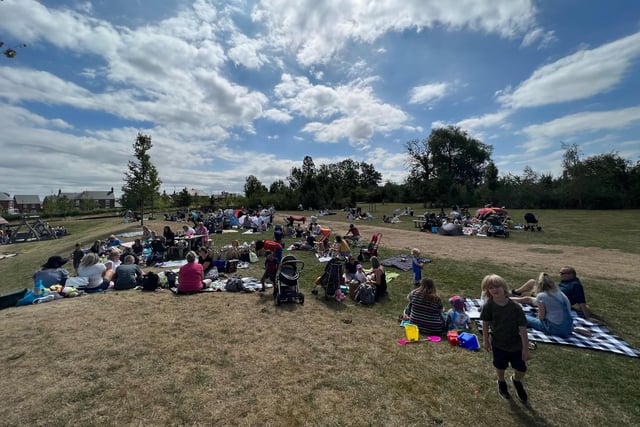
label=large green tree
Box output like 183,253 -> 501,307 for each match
406,126 -> 492,205
121,133 -> 162,226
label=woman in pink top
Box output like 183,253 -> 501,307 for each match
178,251 -> 211,293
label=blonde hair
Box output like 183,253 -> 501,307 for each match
79,252 -> 100,268
411,248 -> 420,256
480,274 -> 509,298
535,272 -> 557,294
123,255 -> 135,264
186,250 -> 197,263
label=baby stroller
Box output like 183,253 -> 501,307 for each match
312,257 -> 344,300
274,255 -> 305,306
486,215 -> 509,238
357,233 -> 382,262
524,213 -> 542,231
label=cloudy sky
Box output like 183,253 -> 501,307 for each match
1,0 -> 639,199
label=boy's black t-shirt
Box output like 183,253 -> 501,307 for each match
480,298 -> 526,352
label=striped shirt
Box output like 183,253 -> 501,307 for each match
408,291 -> 446,335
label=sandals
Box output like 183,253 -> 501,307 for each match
528,342 -> 537,350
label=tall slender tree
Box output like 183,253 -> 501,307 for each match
121,133 -> 162,226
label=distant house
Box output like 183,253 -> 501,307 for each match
14,195 -> 42,213
57,187 -> 117,209
0,192 -> 13,212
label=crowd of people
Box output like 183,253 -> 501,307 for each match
23,204 -> 608,406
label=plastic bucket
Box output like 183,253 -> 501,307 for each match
404,324 -> 419,341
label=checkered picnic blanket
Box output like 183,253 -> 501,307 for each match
465,298 -> 640,358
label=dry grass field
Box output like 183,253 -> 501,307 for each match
0,209 -> 639,426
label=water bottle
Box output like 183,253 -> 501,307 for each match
33,279 -> 43,296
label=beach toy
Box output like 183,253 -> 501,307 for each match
404,324 -> 419,342
427,336 -> 442,342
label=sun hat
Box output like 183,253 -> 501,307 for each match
42,255 -> 69,269
449,295 -> 465,310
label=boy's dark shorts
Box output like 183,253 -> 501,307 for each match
262,271 -> 277,282
492,346 -> 527,372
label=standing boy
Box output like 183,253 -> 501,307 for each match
260,251 -> 279,293
480,274 -> 530,403
71,243 -> 84,276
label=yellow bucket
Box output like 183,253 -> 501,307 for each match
404,324 -> 419,341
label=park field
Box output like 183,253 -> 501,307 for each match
0,207 -> 638,426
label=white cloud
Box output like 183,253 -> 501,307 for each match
273,74 -> 411,145
520,27 -> 557,49
408,82 -> 449,104
499,31 -> 640,109
252,0 -> 539,66
521,106 -> 640,152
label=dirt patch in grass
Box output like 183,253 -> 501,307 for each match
318,219 -> 640,285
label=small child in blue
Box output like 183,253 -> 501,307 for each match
411,248 -> 425,287
446,295 -> 470,330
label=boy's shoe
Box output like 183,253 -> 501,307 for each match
497,380 -> 511,400
511,376 -> 528,404
511,289 -> 522,296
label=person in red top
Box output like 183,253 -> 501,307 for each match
344,224 -> 361,245
255,240 -> 283,263
178,250 -> 211,293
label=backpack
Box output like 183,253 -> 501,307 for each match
225,275 -> 245,292
164,271 -> 177,288
142,272 -> 160,291
355,283 -> 375,305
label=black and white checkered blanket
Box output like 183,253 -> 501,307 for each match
465,298 -> 640,358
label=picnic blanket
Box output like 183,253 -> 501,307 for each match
466,298 -> 640,358
380,254 -> 431,271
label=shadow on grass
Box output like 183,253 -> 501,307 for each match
508,400 -> 555,427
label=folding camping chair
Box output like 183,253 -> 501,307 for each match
358,232 -> 382,262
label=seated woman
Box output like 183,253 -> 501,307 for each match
334,235 -> 350,258
198,247 -> 217,280
402,278 -> 446,335
177,250 -> 212,293
104,248 -> 122,275
368,256 -> 387,301
514,273 -> 574,338
194,221 -> 210,248
78,252 -> 112,293
114,255 -> 143,290
182,224 -> 195,237
163,225 -> 176,247
344,256 -> 358,281
89,240 -> 104,255
141,225 -> 153,242
131,238 -> 144,256
33,255 -> 69,287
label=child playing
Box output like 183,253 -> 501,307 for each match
260,251 -> 279,293
411,248 -> 425,287
446,295 -> 470,330
71,243 -> 85,276
480,274 -> 530,403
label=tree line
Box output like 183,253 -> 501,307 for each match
47,128 -> 637,218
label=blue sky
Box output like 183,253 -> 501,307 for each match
1,0 -> 639,199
